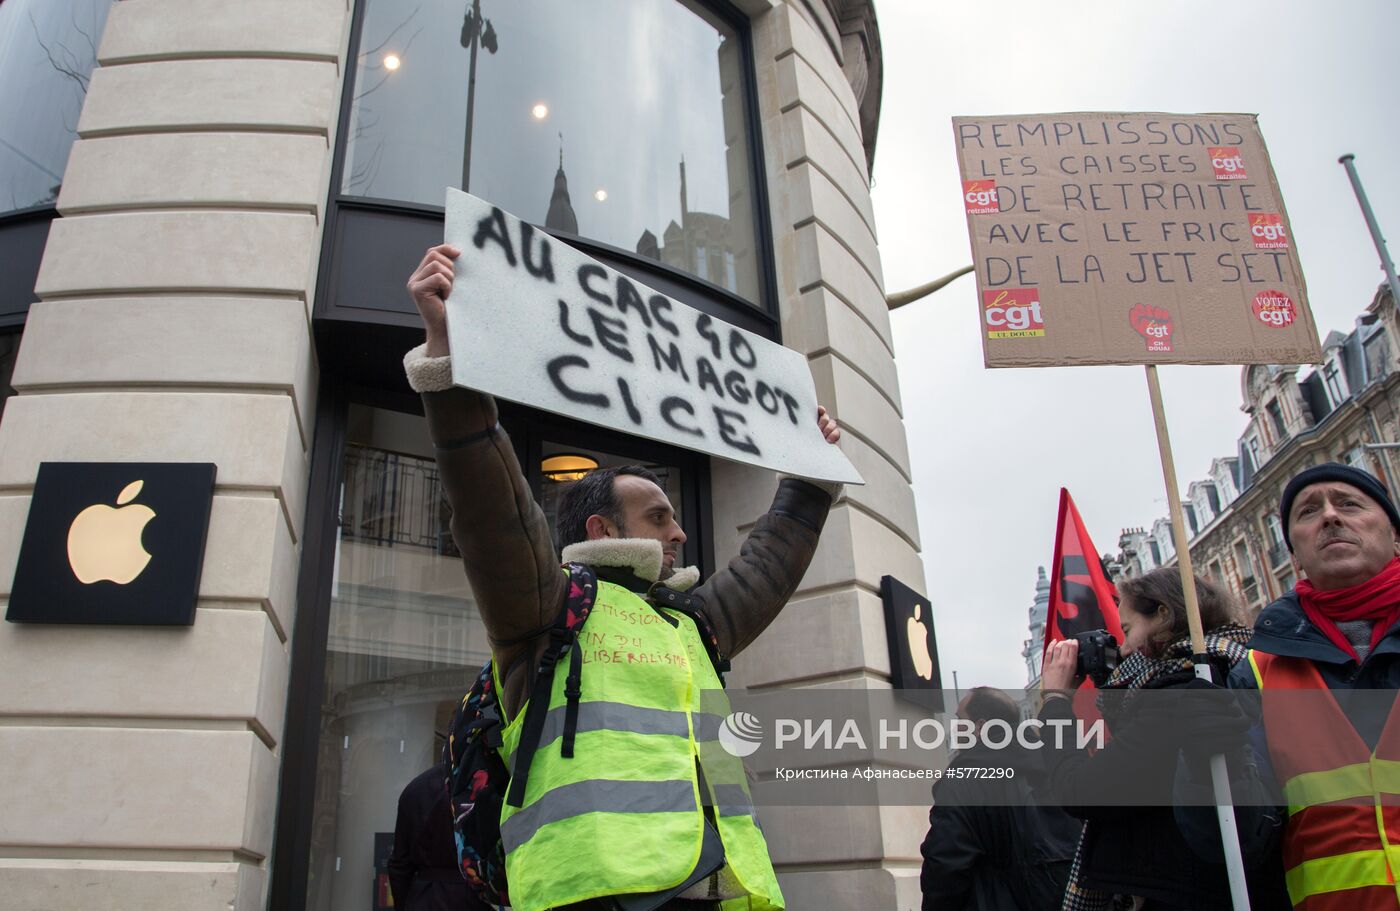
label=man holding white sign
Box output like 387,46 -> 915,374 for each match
403,241 -> 841,911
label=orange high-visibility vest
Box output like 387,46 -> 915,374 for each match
1249,650 -> 1400,910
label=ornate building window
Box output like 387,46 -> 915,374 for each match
1265,514 -> 1288,570
1323,361 -> 1346,407
1265,399 -> 1287,442
1245,435 -> 1263,475
1365,332 -> 1392,382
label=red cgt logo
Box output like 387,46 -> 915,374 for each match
1129,303 -> 1174,353
963,179 -> 999,215
1209,146 -> 1247,181
983,288 -> 1044,338
1250,213 -> 1288,250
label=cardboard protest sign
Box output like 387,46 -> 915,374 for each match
443,188 -> 863,485
952,112 -> 1322,368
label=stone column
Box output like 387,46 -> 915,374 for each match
714,2 -> 926,908
0,2 -> 349,908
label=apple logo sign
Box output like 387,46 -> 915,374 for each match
881,575 -> 941,702
7,462 -> 216,626
67,479 -> 156,585
907,603 -> 934,681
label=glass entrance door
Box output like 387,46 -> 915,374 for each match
301,401 -> 702,910
305,404 -> 485,911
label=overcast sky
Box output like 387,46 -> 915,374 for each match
869,0 -> 1400,688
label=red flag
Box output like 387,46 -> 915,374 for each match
1043,489 -> 1123,690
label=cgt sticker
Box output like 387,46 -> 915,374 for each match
983,288 -> 1044,339
1129,303 -> 1174,353
1209,146 -> 1247,181
962,179 -> 999,215
1250,213 -> 1288,250
1252,290 -> 1296,328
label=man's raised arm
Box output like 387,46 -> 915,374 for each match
405,244 -> 566,673
692,410 -> 842,658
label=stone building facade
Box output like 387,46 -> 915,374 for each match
0,2 -> 927,909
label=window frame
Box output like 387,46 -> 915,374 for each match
0,205 -> 54,326
311,0 -> 781,386
1265,398 -> 1286,441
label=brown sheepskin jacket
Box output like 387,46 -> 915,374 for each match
421,385 -> 835,717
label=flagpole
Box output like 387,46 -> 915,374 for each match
1144,364 -> 1252,911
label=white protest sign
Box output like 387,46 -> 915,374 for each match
443,188 -> 862,485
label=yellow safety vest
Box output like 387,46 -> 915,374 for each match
496,578 -> 784,911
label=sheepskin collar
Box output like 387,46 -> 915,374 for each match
560,537 -> 700,591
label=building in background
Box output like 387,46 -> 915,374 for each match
1112,284 -> 1400,616
0,2 -> 929,909
1021,565 -> 1050,689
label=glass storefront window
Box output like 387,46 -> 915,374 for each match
0,0 -> 112,216
305,405 -> 482,911
306,406 -> 688,910
341,0 -> 762,305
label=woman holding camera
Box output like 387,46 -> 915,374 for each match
1038,567 -> 1283,910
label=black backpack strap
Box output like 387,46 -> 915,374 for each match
504,564 -> 596,808
646,583 -> 731,685
561,638 -> 584,758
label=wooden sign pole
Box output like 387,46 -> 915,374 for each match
1144,364 -> 1252,910
1144,365 -> 1208,655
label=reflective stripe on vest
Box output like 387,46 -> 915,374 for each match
713,783 -> 760,822
1279,760 -> 1400,817
1285,850 -> 1395,902
501,702 -> 692,774
497,579 -> 784,911
501,778 -> 696,853
1251,649 -> 1400,908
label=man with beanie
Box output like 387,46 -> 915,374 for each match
1216,462 -> 1400,909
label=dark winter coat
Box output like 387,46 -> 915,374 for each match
1229,590 -> 1400,732
1039,667 -> 1289,910
1176,591 -> 1400,871
920,742 -> 1081,911
387,763 -> 486,911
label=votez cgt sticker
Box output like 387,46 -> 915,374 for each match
1252,290 -> 1295,328
983,288 -> 1044,339
962,179 -> 999,215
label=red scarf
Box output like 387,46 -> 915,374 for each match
1295,557 -> 1400,662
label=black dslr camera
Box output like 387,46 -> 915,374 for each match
1073,629 -> 1121,687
